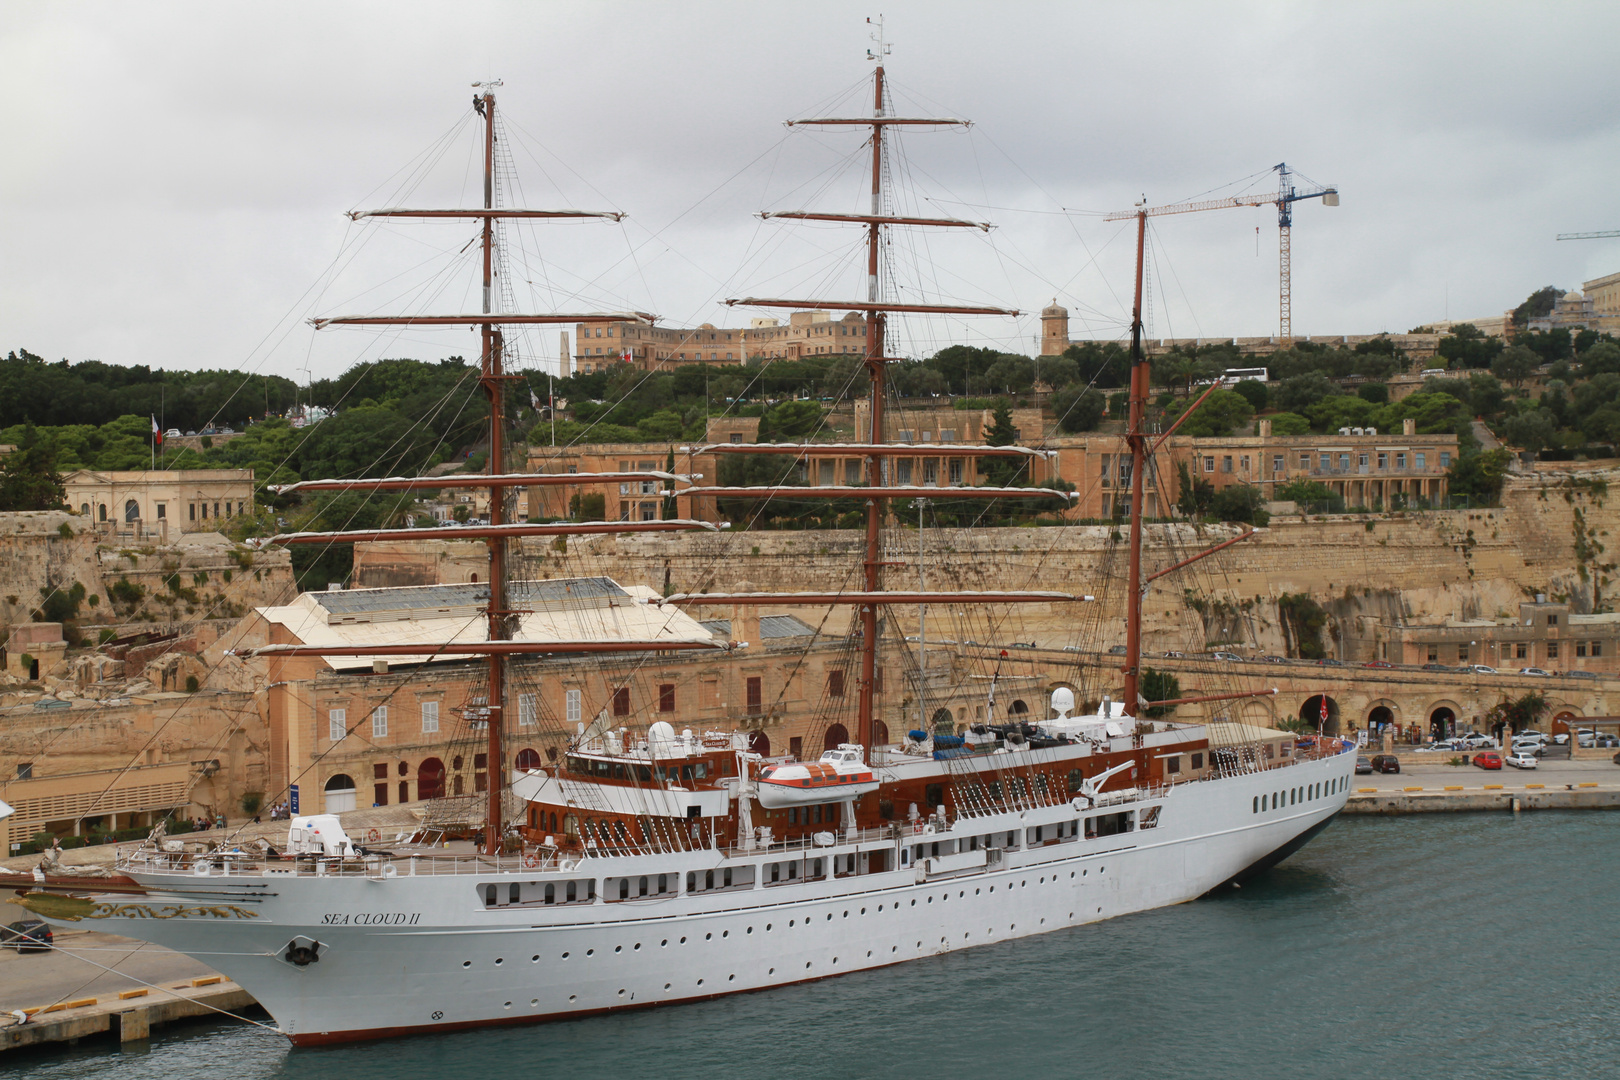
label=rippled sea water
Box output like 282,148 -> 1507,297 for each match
9,813 -> 1618,1080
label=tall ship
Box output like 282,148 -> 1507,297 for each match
19,53 -> 1356,1045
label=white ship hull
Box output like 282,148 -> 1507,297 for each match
59,749 -> 1355,1044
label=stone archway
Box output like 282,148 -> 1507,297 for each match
1299,695 -> 1341,736
1551,711 -> 1579,738
1428,705 -> 1458,740
748,730 -> 771,757
823,723 -> 849,752
1367,705 -> 1394,733
417,757 -> 446,800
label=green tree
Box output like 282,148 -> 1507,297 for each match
1050,384 -> 1106,433
1276,479 -> 1342,513
981,399 -> 1022,486
1357,382 -> 1389,405
1162,389 -> 1253,437
1174,462 -> 1213,518
983,355 -> 1035,395
1278,592 -> 1329,659
1208,484 -> 1269,525
1272,373 -> 1338,412
1511,286 -> 1562,328
0,423 -> 66,511
1446,448 -> 1512,505
1140,668 -> 1181,719
1267,412 -> 1312,436
1034,355 -> 1079,390
756,400 -> 823,442
1436,323 -> 1505,369
1491,345 -> 1539,390
1502,410 -> 1557,456
1231,379 -> 1269,412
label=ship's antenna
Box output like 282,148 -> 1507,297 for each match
866,15 -> 891,63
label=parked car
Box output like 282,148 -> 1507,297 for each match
164,427 -> 181,439
1597,734 -> 1620,749
1211,651 -> 1243,662
1316,658 -> 1346,667
1513,731 -> 1549,746
1369,754 -> 1401,774
1107,645 -> 1127,655
1552,731 -> 1570,745
1467,665 -> 1498,674
1460,732 -> 1497,749
1363,660 -> 1394,669
1422,663 -> 1453,672
1354,756 -> 1374,775
1567,670 -> 1598,679
1162,650 -> 1187,658
2,919 -> 52,952
1518,667 -> 1552,677
1259,655 -> 1286,664
1416,741 -> 1459,753
1505,752 -> 1540,769
1472,751 -> 1503,770
1576,729 -> 1597,748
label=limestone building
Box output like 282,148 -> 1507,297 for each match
573,311 -> 869,374
63,469 -> 255,539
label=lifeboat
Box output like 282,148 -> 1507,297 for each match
755,744 -> 879,808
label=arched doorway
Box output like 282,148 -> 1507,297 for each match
323,773 -> 357,813
1551,711 -> 1578,738
1429,706 -> 1457,740
931,707 -> 954,735
1009,699 -> 1029,718
1298,695 -> 1341,735
417,757 -> 446,800
873,720 -> 889,746
748,730 -> 771,756
1367,705 -> 1394,738
823,723 -> 849,752
124,499 -> 140,523
514,748 -> 541,771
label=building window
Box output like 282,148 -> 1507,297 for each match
948,458 -> 963,485
612,687 -> 630,717
1273,455 -> 1284,472
1203,457 -> 1214,473
828,670 -> 845,698
329,708 -> 347,743
1239,455 -> 1249,472
1547,642 -> 1560,660
1594,642 -> 1604,658
658,683 -> 675,712
214,502 -> 220,517
1396,453 -> 1406,469
639,502 -> 656,521
1440,452 -> 1451,468
1357,454 -> 1369,470
1577,642 -> 1588,657
519,692 -> 537,728
421,700 -> 440,733
1516,643 -> 1527,659
156,503 -> 166,519
1340,454 -> 1351,471
17,762 -> 33,780
1416,452 -> 1427,470
1427,646 -> 1438,662
1220,456 -> 1232,473
1547,614 -> 1558,626
371,705 -> 388,738
565,689 -> 582,725
1319,454 -> 1330,472
189,503 -> 196,521
746,676 -> 763,715
1457,645 -> 1468,662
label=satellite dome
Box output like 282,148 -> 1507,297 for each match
1050,686 -> 1076,719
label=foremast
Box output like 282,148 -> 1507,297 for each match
266,85 -> 727,855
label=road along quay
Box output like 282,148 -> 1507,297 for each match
1343,754 -> 1620,812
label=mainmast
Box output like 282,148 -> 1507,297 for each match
474,84 -> 510,856
857,55 -> 887,757
1122,207 -> 1149,716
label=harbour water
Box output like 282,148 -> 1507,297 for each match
9,813 -> 1618,1079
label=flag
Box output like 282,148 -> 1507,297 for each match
152,416 -> 162,445
529,388 -> 540,411
1319,696 -> 1329,723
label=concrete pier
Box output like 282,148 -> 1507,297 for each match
0,978 -> 258,1052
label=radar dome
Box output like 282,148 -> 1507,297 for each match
1050,686 -> 1075,719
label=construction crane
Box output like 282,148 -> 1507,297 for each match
1105,162 -> 1338,339
1557,230 -> 1620,241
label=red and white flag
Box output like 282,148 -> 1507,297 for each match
152,416 -> 163,445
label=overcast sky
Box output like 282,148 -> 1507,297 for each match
5,1 -> 1620,386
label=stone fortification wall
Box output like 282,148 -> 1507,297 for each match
492,468 -> 1615,657
93,537 -> 295,627
0,512 -> 107,629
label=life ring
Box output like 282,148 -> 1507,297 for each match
523,851 -> 541,869
366,828 -> 380,844
912,821 -> 923,834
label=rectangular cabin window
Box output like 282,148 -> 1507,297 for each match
1165,756 -> 1182,774
1191,752 -> 1203,769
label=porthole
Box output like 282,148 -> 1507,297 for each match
494,958 -> 503,965
927,896 -> 933,904
569,995 -> 577,1003
806,961 -> 812,969
530,998 -> 538,1006
561,951 -> 570,959
910,899 -> 917,907
680,937 -> 687,944
747,927 -> 754,935
530,954 -> 539,963
705,932 -> 712,940
462,960 -> 471,968
826,913 -> 832,921
891,946 -> 898,953
664,982 -> 671,991
722,930 -> 729,938
503,1001 -> 512,1010
614,946 -> 622,954
660,939 -> 668,947
586,948 -> 594,956
769,967 -> 776,975
633,943 -> 641,951
832,957 -> 839,965
860,907 -> 866,915
842,910 -> 849,918
728,974 -> 735,982
617,989 -> 625,997
789,919 -> 795,927
866,950 -> 872,957
697,979 -> 704,986
766,923 -> 772,931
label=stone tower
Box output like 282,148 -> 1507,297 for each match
1040,299 -> 1069,357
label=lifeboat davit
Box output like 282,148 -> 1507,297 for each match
755,744 -> 879,809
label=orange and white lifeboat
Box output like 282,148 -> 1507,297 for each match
755,744 -> 879,809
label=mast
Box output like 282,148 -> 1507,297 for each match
857,59 -> 887,754
476,83 -> 511,855
1121,207 -> 1149,717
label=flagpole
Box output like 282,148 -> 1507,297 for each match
549,373 -> 555,448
